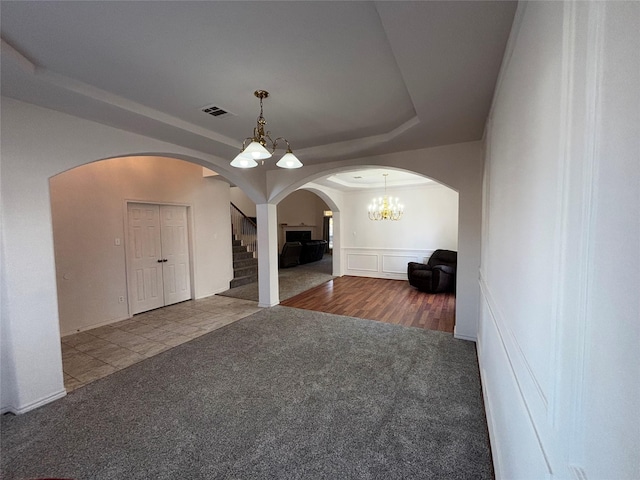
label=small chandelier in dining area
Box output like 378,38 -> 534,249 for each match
231,90 -> 303,169
368,173 -> 404,221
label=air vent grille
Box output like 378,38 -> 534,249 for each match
200,104 -> 233,118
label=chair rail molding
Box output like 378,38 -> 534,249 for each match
342,247 -> 435,280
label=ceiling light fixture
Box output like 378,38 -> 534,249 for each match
230,90 -> 302,169
368,174 -> 404,221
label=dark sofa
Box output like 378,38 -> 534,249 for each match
280,239 -> 327,267
300,240 -> 327,264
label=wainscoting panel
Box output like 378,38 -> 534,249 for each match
346,253 -> 378,272
343,248 -> 433,280
382,254 -> 419,274
478,278 -> 552,479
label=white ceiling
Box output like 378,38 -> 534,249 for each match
312,168 -> 433,191
0,1 -> 516,171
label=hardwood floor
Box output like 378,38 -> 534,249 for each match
280,276 -> 455,333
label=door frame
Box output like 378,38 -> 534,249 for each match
123,200 -> 196,317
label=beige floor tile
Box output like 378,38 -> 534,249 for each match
140,343 -> 171,358
161,335 -> 192,347
99,329 -> 136,344
138,317 -> 175,328
129,340 -> 169,356
139,328 -> 177,341
62,332 -> 98,347
186,329 -> 209,339
176,312 -> 224,326
122,323 -> 159,336
103,330 -> 149,348
74,364 -> 118,383
87,325 -> 117,338
61,344 -> 80,357
75,338 -> 113,353
105,350 -> 146,369
188,315 -> 228,329
221,312 -> 253,322
85,343 -> 129,363
64,374 -> 85,392
111,318 -> 139,328
158,322 -> 202,336
63,353 -> 109,378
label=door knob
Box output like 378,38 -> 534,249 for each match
157,259 -> 163,263
163,259 -> 168,262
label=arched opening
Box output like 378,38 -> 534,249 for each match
277,167 -> 459,332
49,155 -> 261,391
217,187 -> 336,303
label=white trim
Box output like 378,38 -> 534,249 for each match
342,247 -> 435,280
453,327 -> 476,342
480,277 -> 553,474
1,389 -> 67,415
59,314 -> 130,337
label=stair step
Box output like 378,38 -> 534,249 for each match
234,265 -> 258,278
232,239 -> 242,247
233,251 -> 254,261
232,245 -> 248,253
230,274 -> 258,289
234,258 -> 258,269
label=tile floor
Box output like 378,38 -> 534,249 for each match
61,295 -> 261,392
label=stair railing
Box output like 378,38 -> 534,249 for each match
230,202 -> 257,256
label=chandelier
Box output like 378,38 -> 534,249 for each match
230,90 -> 303,169
368,174 -> 404,221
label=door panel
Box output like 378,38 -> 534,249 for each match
160,205 -> 191,306
128,204 -> 164,314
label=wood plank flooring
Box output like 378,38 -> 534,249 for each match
280,276 -> 455,333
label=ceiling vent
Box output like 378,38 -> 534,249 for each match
200,104 -> 233,118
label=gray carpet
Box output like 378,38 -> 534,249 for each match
218,255 -> 335,301
1,307 -> 492,480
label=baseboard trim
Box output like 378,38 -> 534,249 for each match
453,326 -> 477,342
1,388 -> 67,415
60,314 -> 130,337
258,302 -> 278,308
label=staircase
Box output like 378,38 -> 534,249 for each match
230,237 -> 258,288
229,202 -> 258,289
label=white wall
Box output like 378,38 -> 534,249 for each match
50,156 -> 233,336
341,183 -> 458,280
479,2 -> 639,478
230,186 -> 256,218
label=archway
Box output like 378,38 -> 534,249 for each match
49,155 -> 236,336
264,141 -> 483,343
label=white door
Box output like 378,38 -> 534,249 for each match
160,205 -> 191,306
127,203 -> 191,315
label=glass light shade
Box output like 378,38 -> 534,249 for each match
230,153 -> 258,168
276,152 -> 303,169
242,141 -> 272,160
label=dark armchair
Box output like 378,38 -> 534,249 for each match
407,249 -> 457,293
279,241 -> 303,268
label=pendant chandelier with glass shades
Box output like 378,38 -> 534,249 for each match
368,173 -> 404,221
230,90 -> 303,169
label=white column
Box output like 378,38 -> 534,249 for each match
331,211 -> 343,276
256,203 -> 279,307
